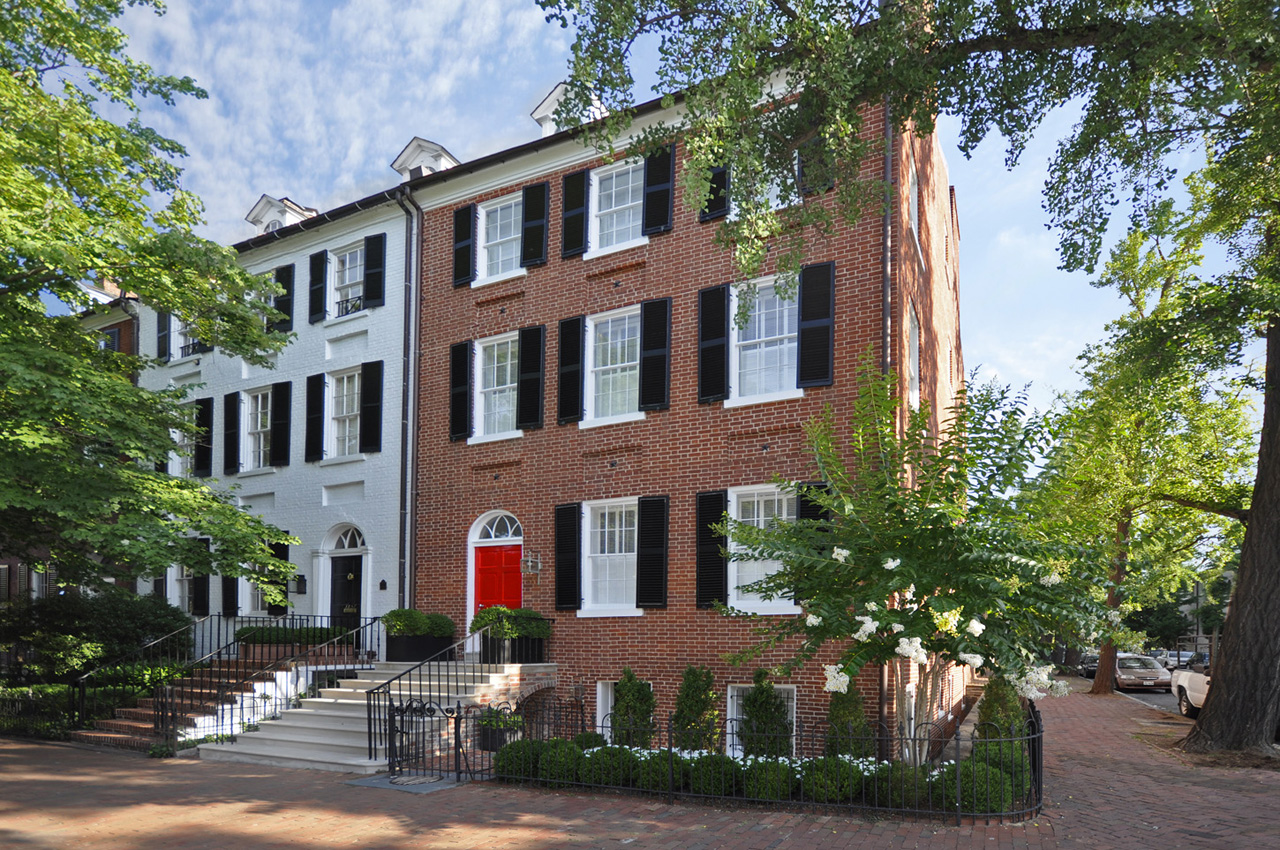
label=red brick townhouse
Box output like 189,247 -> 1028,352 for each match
410,92 -> 965,736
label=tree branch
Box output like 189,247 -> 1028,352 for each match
1151,493 -> 1249,525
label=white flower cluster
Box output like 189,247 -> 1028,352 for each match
883,557 -> 901,570
823,664 -> 850,693
1106,609 -> 1122,625
832,547 -> 850,563
966,618 -> 986,637
852,615 -> 878,642
1038,571 -> 1062,587
891,623 -> 905,633
934,608 -> 962,633
903,584 -> 916,602
865,601 -> 879,612
957,652 -> 984,668
895,636 -> 928,665
1014,665 -> 1071,699
806,613 -> 823,627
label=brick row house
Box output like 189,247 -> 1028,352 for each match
407,92 -> 966,735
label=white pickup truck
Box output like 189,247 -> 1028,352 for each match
1169,653 -> 1211,718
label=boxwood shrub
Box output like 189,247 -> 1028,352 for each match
572,731 -> 607,750
494,738 -> 543,780
537,738 -> 584,788
800,756 -> 861,804
637,751 -> 690,793
579,745 -> 640,788
688,753 -> 742,797
934,759 -> 1017,814
742,759 -> 796,801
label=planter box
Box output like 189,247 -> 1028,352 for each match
477,725 -> 521,752
386,635 -> 453,663
479,635 -> 545,664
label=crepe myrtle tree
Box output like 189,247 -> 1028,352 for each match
720,366 -> 1109,699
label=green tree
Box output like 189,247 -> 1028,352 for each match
671,664 -> 720,752
541,0 -> 1280,754
723,363 -> 1107,691
0,1 -> 293,591
611,668 -> 656,747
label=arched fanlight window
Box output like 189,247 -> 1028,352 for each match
478,513 -> 522,541
334,527 -> 366,550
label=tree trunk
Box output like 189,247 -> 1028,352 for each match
1181,316 -> 1280,754
1090,513 -> 1131,696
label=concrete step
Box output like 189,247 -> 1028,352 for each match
197,738 -> 384,774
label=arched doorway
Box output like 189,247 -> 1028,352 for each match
470,512 -> 523,616
328,525 -> 366,629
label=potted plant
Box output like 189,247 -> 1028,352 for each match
476,705 -> 523,751
469,606 -> 550,663
380,609 -> 455,662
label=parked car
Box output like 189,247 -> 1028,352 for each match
1114,653 -> 1173,691
1170,659 -> 1210,717
1077,654 -> 1100,679
1151,649 -> 1196,669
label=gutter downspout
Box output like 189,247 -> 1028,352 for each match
394,185 -> 424,610
878,92 -> 895,761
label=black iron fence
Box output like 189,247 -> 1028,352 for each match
385,699 -> 1043,824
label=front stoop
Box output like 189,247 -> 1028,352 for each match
197,661 -> 557,773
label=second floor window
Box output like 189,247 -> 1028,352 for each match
478,335 -> 519,438
334,246 -> 365,316
587,501 -> 637,609
594,161 -> 645,251
588,309 -> 640,421
247,389 -> 271,470
733,282 -> 798,402
483,196 -> 523,278
332,370 -> 361,457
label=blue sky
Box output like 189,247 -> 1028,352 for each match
120,0 -> 1133,412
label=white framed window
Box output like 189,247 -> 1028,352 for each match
582,307 -> 642,426
477,194 -> 524,284
586,160 -> 647,259
177,566 -> 197,614
331,370 -> 361,457
176,409 -> 195,478
247,389 -> 272,470
596,681 -> 616,738
908,304 -> 920,410
471,333 -> 521,442
727,279 -> 802,407
728,485 -> 801,615
727,683 -> 797,756
581,499 -> 640,614
249,581 -> 269,614
333,245 -> 365,317
175,320 -> 199,359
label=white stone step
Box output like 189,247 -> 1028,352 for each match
199,740 -> 384,774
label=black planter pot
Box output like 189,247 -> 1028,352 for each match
479,635 -> 546,664
386,634 -> 452,662
477,725 -> 520,752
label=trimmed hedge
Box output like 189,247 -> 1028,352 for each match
493,738 -> 543,780
743,759 -> 796,801
800,756 -> 861,804
572,731 -> 607,750
579,745 -> 640,788
688,753 -> 742,797
637,751 -> 689,793
537,739 -> 584,788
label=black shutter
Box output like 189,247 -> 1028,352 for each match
359,360 -> 383,453
636,496 -> 669,609
557,316 -> 585,424
516,326 -> 545,430
272,265 -> 295,332
363,233 -> 386,308
304,373 -> 325,462
193,397 -> 213,478
638,298 -> 671,411
191,574 -> 210,617
223,392 -> 240,476
555,503 -> 582,611
452,204 -> 476,286
698,285 -> 730,403
520,182 -> 549,267
798,483 -> 830,523
221,575 -> 239,617
152,576 -> 166,599
308,250 -> 327,324
157,312 -> 170,360
797,262 -> 836,387
269,381 -> 291,467
695,490 -> 728,608
700,165 -> 730,221
449,342 -> 472,441
642,144 -> 675,235
561,170 -> 589,257
267,542 -> 289,617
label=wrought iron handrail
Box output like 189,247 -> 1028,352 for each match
365,622 -> 552,761
160,616 -> 383,750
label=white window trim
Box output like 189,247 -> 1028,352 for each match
329,368 -> 361,459
245,388 -> 271,471
583,159 -> 649,261
596,681 -> 616,739
727,485 -> 802,616
579,306 -> 646,429
332,243 -> 366,317
577,497 -> 643,618
473,193 -> 528,288
908,157 -> 925,268
726,683 -> 797,757
724,278 -> 804,409
468,332 -> 523,444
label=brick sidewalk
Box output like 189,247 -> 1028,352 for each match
1,682 -> 1277,849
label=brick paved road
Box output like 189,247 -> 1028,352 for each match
2,681 -> 1277,849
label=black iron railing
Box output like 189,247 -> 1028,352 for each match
335,295 -> 363,317
365,624 -> 552,761
385,700 -> 1044,824
159,616 -> 382,752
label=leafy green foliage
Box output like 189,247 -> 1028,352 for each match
800,756 -> 862,804
573,731 -> 608,750
742,759 -> 796,801
687,752 -> 742,797
637,751 -> 690,793
493,738 -> 543,780
467,606 -> 551,639
0,1 -> 294,591
671,665 -> 719,752
723,363 -> 1107,683
611,668 -> 656,748
738,669 -> 792,758
579,745 -> 640,787
976,677 -> 1025,739
970,740 -> 1032,797
935,760 -> 1018,815
537,738 -> 585,788
380,609 -> 454,638
824,686 -> 873,757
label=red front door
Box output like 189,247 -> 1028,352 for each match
475,544 -> 522,612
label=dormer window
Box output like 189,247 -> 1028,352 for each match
265,219 -> 282,232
